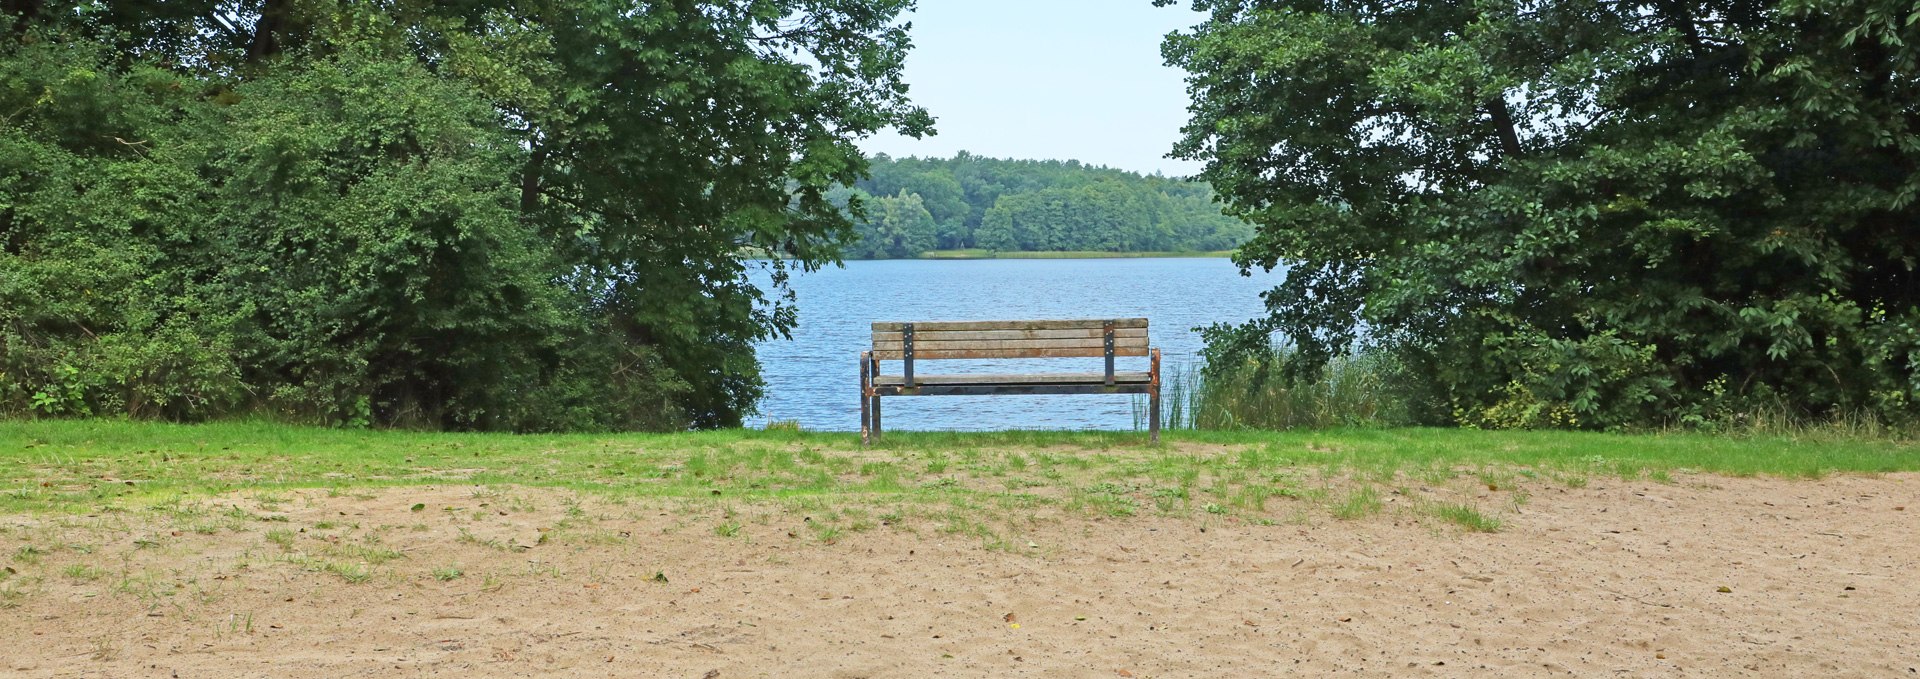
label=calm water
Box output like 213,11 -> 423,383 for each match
747,258 -> 1279,431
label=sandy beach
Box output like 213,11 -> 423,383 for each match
2,473 -> 1915,678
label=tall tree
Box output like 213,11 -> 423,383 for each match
0,1 -> 930,429
1161,0 -> 1920,427
846,190 -> 937,258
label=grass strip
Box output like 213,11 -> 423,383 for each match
2,420 -> 1915,516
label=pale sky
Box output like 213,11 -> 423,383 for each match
859,0 -> 1206,177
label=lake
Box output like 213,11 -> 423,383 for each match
747,257 -> 1280,431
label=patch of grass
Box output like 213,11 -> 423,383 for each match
264,528 -> 295,550
1432,503 -> 1503,533
1076,482 -> 1139,518
431,565 -> 463,582
334,544 -> 404,565
62,564 -> 104,582
89,636 -> 118,662
811,523 -> 843,544
323,561 -> 371,584
916,249 -> 1232,260
0,420 -> 1915,525
456,529 -> 518,553
714,522 -> 742,538
0,584 -> 25,609
1330,487 -> 1382,520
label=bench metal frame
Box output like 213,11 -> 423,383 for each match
859,318 -> 1162,444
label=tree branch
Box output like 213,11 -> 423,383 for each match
1487,98 -> 1525,160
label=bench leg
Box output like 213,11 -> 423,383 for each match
871,395 -> 882,441
1149,388 -> 1161,444
859,352 -> 871,446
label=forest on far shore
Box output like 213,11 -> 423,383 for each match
834,153 -> 1253,258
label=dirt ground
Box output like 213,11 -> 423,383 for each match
1,473 -> 1916,678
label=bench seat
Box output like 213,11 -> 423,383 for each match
860,318 -> 1161,443
873,372 -> 1151,387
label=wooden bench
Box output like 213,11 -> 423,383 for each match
858,318 -> 1162,444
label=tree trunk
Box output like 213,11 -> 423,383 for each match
246,0 -> 298,63
1659,0 -> 1707,55
1487,97 -> 1524,161
520,143 -> 548,215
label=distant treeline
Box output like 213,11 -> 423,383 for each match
832,154 -> 1253,258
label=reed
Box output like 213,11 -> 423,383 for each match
1141,349 -> 1412,431
1140,348 -> 1914,437
917,249 -> 1234,260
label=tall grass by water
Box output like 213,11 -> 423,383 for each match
918,249 -> 1235,260
1144,352 -> 1411,431
1142,348 -> 1914,438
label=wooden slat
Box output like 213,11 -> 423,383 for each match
871,328 -> 1148,342
873,372 -> 1152,386
871,347 -> 1149,360
871,318 -> 1147,332
872,337 -> 1149,352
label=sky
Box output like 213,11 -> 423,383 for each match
858,0 -> 1207,177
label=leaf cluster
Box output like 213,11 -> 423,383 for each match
1164,0 -> 1920,428
0,0 -> 928,429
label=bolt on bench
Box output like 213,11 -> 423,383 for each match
859,318 -> 1162,444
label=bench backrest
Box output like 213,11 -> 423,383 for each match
869,318 -> 1149,360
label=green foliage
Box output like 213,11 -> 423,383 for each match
848,153 -> 1253,255
1166,340 -> 1414,430
1162,0 -> 1920,429
0,1 -> 928,429
839,189 -> 939,259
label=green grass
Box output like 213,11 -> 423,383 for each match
1157,353 -> 1411,431
61,564 -> 104,582
1330,487 -> 1382,520
916,249 -> 1234,260
1,420 -> 1916,517
322,561 -> 371,584
1431,503 -> 1503,532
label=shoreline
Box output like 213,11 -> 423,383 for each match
744,249 -> 1237,261
915,249 -> 1234,260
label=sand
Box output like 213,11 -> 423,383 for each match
1,473 -> 1915,677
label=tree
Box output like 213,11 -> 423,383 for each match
848,190 -> 937,258
900,170 -> 970,248
0,1 -> 930,429
1161,0 -> 1920,428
